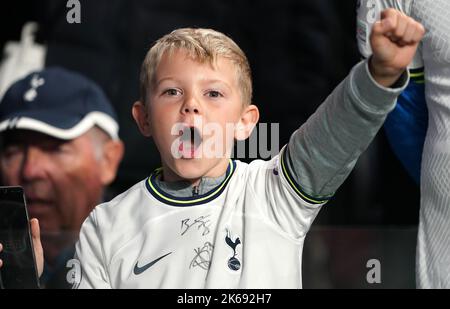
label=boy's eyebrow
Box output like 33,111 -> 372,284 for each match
156,77 -> 233,92
200,79 -> 233,92
156,77 -> 180,86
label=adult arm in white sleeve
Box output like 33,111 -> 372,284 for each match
73,211 -> 111,289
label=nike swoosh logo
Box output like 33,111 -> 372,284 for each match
133,252 -> 172,275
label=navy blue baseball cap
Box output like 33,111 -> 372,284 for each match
0,67 -> 119,140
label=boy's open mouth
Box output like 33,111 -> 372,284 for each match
178,126 -> 203,158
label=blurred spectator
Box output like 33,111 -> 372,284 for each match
0,68 -> 124,288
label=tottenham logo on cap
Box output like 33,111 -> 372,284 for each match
24,74 -> 45,102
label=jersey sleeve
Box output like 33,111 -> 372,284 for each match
284,60 -> 408,198
245,154 -> 325,240
247,60 -> 408,239
73,210 -> 111,289
357,0 -> 381,58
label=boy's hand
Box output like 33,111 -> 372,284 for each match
0,218 -> 44,278
370,8 -> 425,87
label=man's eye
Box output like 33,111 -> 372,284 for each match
43,143 -> 66,153
206,91 -> 223,98
2,146 -> 22,158
0,146 -> 24,164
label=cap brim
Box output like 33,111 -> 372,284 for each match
0,111 -> 119,140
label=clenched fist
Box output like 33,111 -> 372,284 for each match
369,8 -> 425,87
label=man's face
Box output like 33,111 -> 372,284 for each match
0,130 -> 104,236
143,50 -> 246,181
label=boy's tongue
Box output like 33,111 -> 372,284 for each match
179,140 -> 196,158
179,127 -> 202,158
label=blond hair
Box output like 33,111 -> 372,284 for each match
140,28 -> 252,106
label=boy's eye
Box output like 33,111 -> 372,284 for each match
206,90 -> 223,98
163,89 -> 182,96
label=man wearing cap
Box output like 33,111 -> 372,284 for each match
0,67 -> 124,288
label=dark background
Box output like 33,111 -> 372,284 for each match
0,0 -> 420,288
0,0 -> 420,225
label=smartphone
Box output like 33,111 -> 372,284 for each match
0,186 -> 40,289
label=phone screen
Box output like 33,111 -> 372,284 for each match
0,186 -> 40,289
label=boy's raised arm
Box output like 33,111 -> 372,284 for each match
283,9 -> 425,202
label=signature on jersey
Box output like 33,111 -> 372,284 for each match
189,242 -> 214,270
181,215 -> 211,236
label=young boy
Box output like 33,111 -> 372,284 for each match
0,9 -> 424,289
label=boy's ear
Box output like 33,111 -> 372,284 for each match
235,104 -> 259,141
132,101 -> 152,137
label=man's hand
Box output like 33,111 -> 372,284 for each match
370,8 -> 425,87
0,218 -> 44,277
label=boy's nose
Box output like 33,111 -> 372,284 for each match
182,96 -> 201,115
184,107 -> 199,114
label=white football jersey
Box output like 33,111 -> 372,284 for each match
73,151 -> 324,289
358,0 -> 450,288
69,59 -> 407,289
